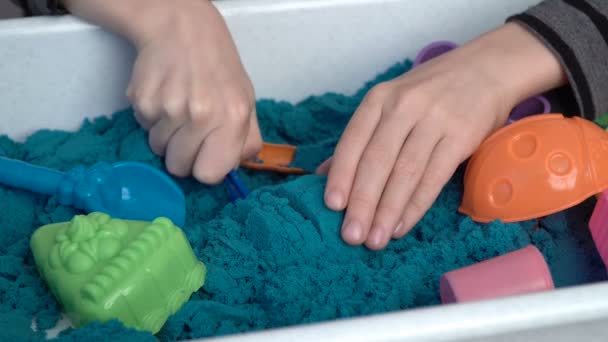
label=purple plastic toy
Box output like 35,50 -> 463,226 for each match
412,41 -> 459,67
413,41 -> 551,124
589,190 -> 608,269
506,95 -> 551,125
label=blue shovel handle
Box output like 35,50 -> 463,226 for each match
0,156 -> 66,198
224,169 -> 250,202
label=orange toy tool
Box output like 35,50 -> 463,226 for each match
240,142 -> 308,174
459,114 -> 608,223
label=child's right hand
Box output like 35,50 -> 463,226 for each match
65,0 -> 262,184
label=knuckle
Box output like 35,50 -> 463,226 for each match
392,159 -> 420,179
163,97 -> 184,119
440,118 -> 463,136
426,108 -> 447,124
444,121 -> 466,136
360,149 -> 392,171
418,169 -> 446,190
188,100 -> 211,121
393,84 -> 443,111
381,91 -> 424,121
445,134 -> 474,157
348,190 -> 377,209
388,92 -> 411,112
444,113 -> 471,132
366,82 -> 392,102
133,96 -> 157,117
376,203 -> 403,222
234,95 -> 254,113
225,99 -> 253,123
395,88 -> 428,110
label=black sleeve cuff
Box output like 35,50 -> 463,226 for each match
21,0 -> 68,16
508,0 -> 608,120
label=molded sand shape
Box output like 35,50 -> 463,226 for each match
30,212 -> 206,334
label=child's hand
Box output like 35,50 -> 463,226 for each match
320,54 -> 510,251
318,23 -> 567,250
127,1 -> 261,183
65,0 -> 261,184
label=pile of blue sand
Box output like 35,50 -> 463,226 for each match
0,60 -> 605,341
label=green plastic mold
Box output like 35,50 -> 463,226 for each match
30,212 -> 206,334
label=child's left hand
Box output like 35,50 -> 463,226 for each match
316,23 -> 567,250
316,62 -> 510,251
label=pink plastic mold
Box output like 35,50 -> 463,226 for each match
589,190 -> 608,268
440,245 -> 555,304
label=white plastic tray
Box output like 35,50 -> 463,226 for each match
2,0 -> 608,341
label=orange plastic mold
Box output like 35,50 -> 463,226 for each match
240,142 -> 307,174
459,113 -> 608,223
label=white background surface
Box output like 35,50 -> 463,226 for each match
2,0 -> 541,141
4,1 -> 608,341
200,282 -> 608,342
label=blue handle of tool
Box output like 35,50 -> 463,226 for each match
0,156 -> 66,197
224,169 -> 250,202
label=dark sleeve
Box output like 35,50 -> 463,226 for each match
508,0 -> 608,120
10,0 -> 67,16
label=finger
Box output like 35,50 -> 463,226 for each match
164,117 -> 218,178
148,116 -> 185,156
188,72 -> 213,126
133,110 -> 148,130
324,85 -> 387,211
192,118 -> 247,184
366,121 -> 439,249
132,93 -> 164,130
161,67 -> 189,123
147,72 -> 189,156
315,157 -> 332,175
340,106 -> 415,246
393,137 -> 465,239
127,62 -> 166,130
126,63 -> 143,101
241,109 -> 262,162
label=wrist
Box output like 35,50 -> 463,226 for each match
63,0 -> 216,47
62,0 -> 150,42
459,22 -> 567,109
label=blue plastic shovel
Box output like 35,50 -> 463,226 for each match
0,157 -> 186,227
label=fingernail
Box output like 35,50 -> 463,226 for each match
326,190 -> 344,209
342,221 -> 363,243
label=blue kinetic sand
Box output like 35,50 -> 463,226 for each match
0,60 -> 605,340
